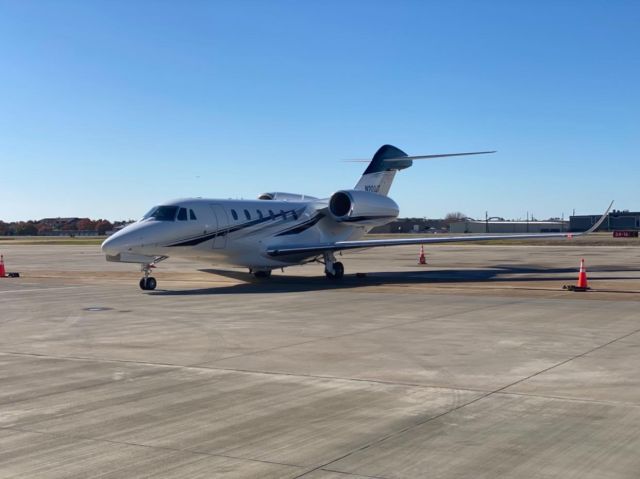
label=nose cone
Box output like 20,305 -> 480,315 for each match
101,221 -> 147,256
101,230 -> 130,256
101,221 -> 169,258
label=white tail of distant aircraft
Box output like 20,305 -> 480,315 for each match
101,145 -> 612,290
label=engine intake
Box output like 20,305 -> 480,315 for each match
328,190 -> 399,225
329,191 -> 352,217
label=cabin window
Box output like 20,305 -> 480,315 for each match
257,210 -> 264,219
143,205 -> 178,221
269,209 -> 275,220
189,209 -> 197,220
177,208 -> 188,221
244,209 -> 251,220
231,209 -> 238,221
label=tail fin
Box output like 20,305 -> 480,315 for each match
354,145 -> 411,196
353,145 -> 496,196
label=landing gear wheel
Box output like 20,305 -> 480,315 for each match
139,277 -> 157,290
146,277 -> 157,290
333,261 -> 344,279
138,259 -> 165,291
325,261 -> 344,279
253,270 -> 272,279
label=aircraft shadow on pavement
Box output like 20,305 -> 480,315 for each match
147,265 -> 640,296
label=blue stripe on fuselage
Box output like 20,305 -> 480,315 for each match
165,207 -> 309,247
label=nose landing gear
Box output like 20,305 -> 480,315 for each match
139,275 -> 157,290
138,256 -> 167,290
139,263 -> 157,290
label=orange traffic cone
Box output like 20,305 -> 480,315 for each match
576,258 -> 589,289
0,255 -> 5,278
418,245 -> 426,265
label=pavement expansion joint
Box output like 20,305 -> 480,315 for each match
202,365 -> 488,394
319,468 -> 390,479
4,348 -> 635,411
496,390 -> 640,408
0,349 -> 490,395
288,325 -> 640,479
497,325 -> 640,395
0,424 -> 305,471
318,468 -> 389,479
291,390 -> 496,479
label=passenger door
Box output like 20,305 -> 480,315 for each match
210,204 -> 229,249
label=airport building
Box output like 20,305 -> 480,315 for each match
449,220 -> 568,234
370,218 -> 448,234
570,210 -> 640,231
448,210 -> 640,233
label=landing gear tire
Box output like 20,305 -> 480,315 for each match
139,277 -> 157,290
325,261 -> 344,279
253,270 -> 272,279
138,258 -> 165,291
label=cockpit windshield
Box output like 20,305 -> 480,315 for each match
142,205 -> 179,221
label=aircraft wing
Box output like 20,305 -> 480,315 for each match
267,201 -> 613,257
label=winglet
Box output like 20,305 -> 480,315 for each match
585,200 -> 614,234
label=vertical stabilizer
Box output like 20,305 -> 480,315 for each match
354,145 -> 412,196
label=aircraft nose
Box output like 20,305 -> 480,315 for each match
101,226 -> 145,256
101,232 -> 129,256
101,222 -> 159,256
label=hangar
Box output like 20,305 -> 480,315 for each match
449,219 -> 568,234
570,210 -> 640,231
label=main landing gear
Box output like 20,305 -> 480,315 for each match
323,252 -> 344,279
252,269 -> 272,279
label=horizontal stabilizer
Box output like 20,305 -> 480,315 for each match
345,150 -> 496,162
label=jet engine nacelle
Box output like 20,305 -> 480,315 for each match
328,190 -> 399,225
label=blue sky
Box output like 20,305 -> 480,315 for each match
1,0 -> 638,221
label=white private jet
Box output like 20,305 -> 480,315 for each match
101,145 -> 611,290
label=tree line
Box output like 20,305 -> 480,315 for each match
0,218 -> 129,236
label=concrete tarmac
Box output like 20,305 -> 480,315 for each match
0,242 -> 639,478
